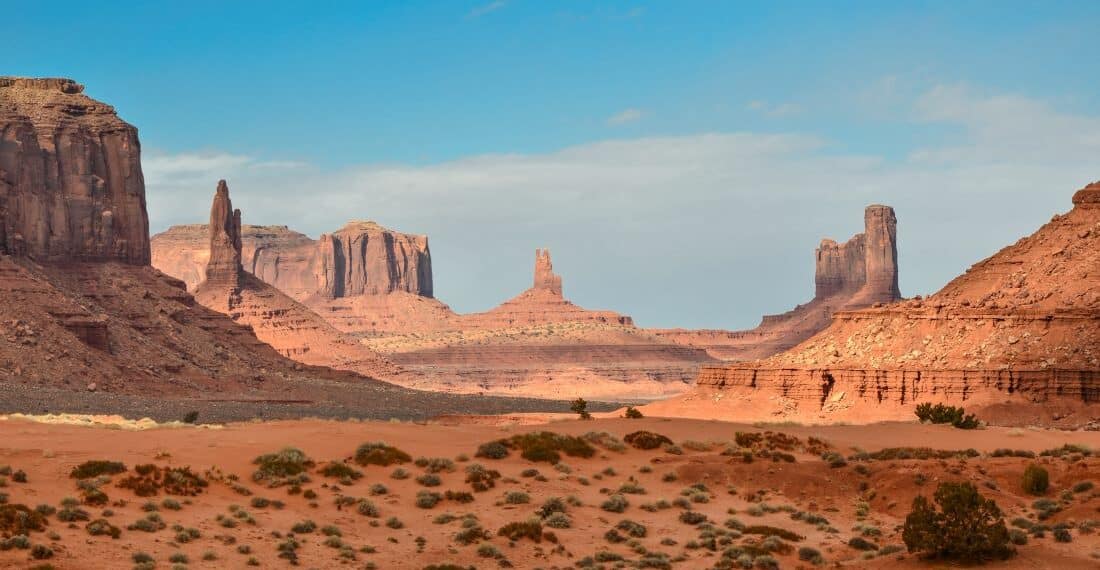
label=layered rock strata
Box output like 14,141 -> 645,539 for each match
646,183 -> 1100,427
192,182 -> 404,381
0,77 -> 149,264
153,221 -> 432,299
653,205 -> 902,360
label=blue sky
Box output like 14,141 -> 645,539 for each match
6,1 -> 1100,328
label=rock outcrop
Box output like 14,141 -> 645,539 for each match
533,248 -> 562,295
654,205 -> 902,360
152,220 -> 433,299
646,183 -> 1100,427
0,77 -> 149,265
192,182 -> 404,381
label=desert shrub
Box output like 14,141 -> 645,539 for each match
1072,480 -> 1094,493
504,491 -> 530,505
624,431 -> 673,450
126,513 -> 165,532
544,512 -> 571,528
914,403 -> 979,429
356,499 -> 379,518
0,504 -> 47,536
498,520 -> 542,542
416,473 -> 442,487
290,519 -> 317,534
821,452 -> 847,468
583,431 -> 627,452
416,457 -> 456,473
1039,444 -> 1093,458
848,536 -> 878,551
118,465 -> 207,497
616,519 -> 647,537
624,406 -> 644,419
85,518 -> 121,539
391,467 -> 410,479
570,398 -> 592,420
463,463 -> 501,492
863,447 -> 980,461
601,494 -> 629,513
416,491 -> 442,509
618,480 -> 646,495
1022,464 -> 1049,495
252,448 -> 314,485
798,546 -> 823,563
369,483 -> 389,496
70,461 -> 126,480
474,441 -> 509,460
503,432 -> 596,465
443,490 -> 473,503
902,481 -> 1012,562
319,462 -> 363,480
1053,528 -> 1072,542
679,511 -> 708,525
182,411 -> 199,424
11,471 -> 26,484
744,525 -> 803,541
354,442 -> 412,467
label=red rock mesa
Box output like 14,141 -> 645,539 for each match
654,205 -> 902,360
647,183 -> 1100,427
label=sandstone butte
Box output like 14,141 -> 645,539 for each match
652,204 -> 902,360
0,77 -> 384,395
153,220 -> 718,399
191,180 -> 404,381
645,182 -> 1100,428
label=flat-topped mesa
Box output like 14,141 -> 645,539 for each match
533,248 -> 563,296
0,76 -> 149,264
317,220 -> 433,299
204,180 -> 243,290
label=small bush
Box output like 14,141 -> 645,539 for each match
69,461 -> 126,480
86,518 -> 121,539
291,519 -> 317,534
503,432 -> 596,465
914,403 -> 979,429
624,406 -> 644,419
616,519 -> 647,537
498,520 -> 542,542
570,398 -> 592,420
623,431 -> 673,450
1022,464 -> 1049,495
182,411 -> 199,424
354,442 -> 412,467
601,494 -> 629,513
475,441 -> 509,460
744,525 -> 803,541
416,473 -> 442,487
679,511 -> 707,525
356,499 -> 380,518
1053,528 -> 1072,543
252,448 -> 314,484
902,481 -> 1012,562
416,491 -> 442,509
319,462 -> 363,480
798,546 -> 823,563
0,504 -> 48,535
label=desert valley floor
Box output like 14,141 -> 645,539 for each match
0,415 -> 1097,569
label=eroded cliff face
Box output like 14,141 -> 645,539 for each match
0,77 -> 149,265
192,182 -> 405,382
654,204 -> 902,360
647,183 -> 1100,427
152,220 -> 433,299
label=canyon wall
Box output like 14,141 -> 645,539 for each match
0,77 -> 149,265
654,204 -> 902,360
646,183 -> 1100,427
152,221 -> 433,299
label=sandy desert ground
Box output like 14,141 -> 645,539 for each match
0,415 -> 1097,569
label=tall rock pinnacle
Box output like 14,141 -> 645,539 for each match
844,204 -> 900,307
205,180 -> 243,289
533,248 -> 563,296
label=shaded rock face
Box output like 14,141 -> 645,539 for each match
205,180 -> 242,290
651,182 -> 1100,427
319,221 -> 433,299
152,221 -> 433,299
0,77 -> 149,264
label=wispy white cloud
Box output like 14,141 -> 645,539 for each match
747,100 -> 803,118
467,0 -> 507,19
144,85 -> 1100,328
606,108 -> 646,125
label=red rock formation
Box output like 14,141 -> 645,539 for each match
0,77 -> 149,265
152,221 -> 433,299
192,182 -> 405,381
647,183 -> 1100,427
533,248 -> 562,295
653,205 -> 902,360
